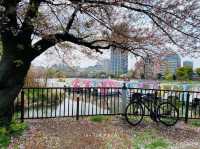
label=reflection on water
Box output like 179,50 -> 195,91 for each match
24,97 -> 110,118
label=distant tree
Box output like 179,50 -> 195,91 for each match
196,68 -> 200,76
176,67 -> 193,81
141,73 -> 145,79
157,73 -> 162,80
98,72 -> 107,78
25,67 -> 42,87
127,70 -> 136,79
164,70 -> 173,81
173,74 -> 176,80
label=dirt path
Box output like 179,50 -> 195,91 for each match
9,117 -> 200,149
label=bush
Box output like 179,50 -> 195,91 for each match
0,120 -> 28,148
0,128 -> 10,148
9,120 -> 28,136
0,134 -> 10,148
58,78 -> 65,82
189,120 -> 200,127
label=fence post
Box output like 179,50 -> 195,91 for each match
21,90 -> 24,123
185,92 -> 190,123
122,83 -> 127,114
154,90 -> 158,113
76,90 -> 80,120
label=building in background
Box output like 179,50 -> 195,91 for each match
134,55 -> 160,80
110,48 -> 128,76
95,59 -> 110,73
84,58 -> 111,78
144,56 -> 155,79
160,53 -> 181,75
183,60 -> 193,69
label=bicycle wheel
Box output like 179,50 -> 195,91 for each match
157,102 -> 179,126
125,102 -> 144,126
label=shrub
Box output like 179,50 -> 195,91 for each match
190,120 -> 200,127
0,134 -> 10,148
0,128 -> 10,148
0,120 -> 28,148
9,120 -> 28,136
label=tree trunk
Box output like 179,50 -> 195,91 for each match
0,53 -> 31,126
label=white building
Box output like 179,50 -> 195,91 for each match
160,53 -> 181,75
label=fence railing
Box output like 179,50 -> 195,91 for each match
15,87 -> 123,120
15,86 -> 200,122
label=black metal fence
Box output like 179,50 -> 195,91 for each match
128,88 -> 200,122
15,87 -> 122,121
14,87 -> 200,122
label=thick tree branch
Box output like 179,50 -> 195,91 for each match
32,32 -> 113,57
1,0 -> 19,38
18,0 -> 41,43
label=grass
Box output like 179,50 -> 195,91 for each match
0,119 -> 28,148
132,129 -> 170,149
146,138 -> 169,149
90,115 -> 110,123
189,119 -> 200,127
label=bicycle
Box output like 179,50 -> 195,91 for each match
125,92 -> 179,126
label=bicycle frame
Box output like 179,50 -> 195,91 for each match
126,92 -> 179,126
130,93 -> 160,120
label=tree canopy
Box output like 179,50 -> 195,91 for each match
195,68 -> 200,76
164,69 -> 173,81
1,0 -> 200,58
176,67 -> 193,81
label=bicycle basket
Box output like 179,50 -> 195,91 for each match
130,93 -> 142,101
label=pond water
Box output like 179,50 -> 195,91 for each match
24,96 -> 110,118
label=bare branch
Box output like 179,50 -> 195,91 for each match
65,6 -> 79,32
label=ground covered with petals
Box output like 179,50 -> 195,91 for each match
9,116 -> 200,149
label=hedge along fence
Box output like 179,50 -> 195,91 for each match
23,88 -> 65,109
